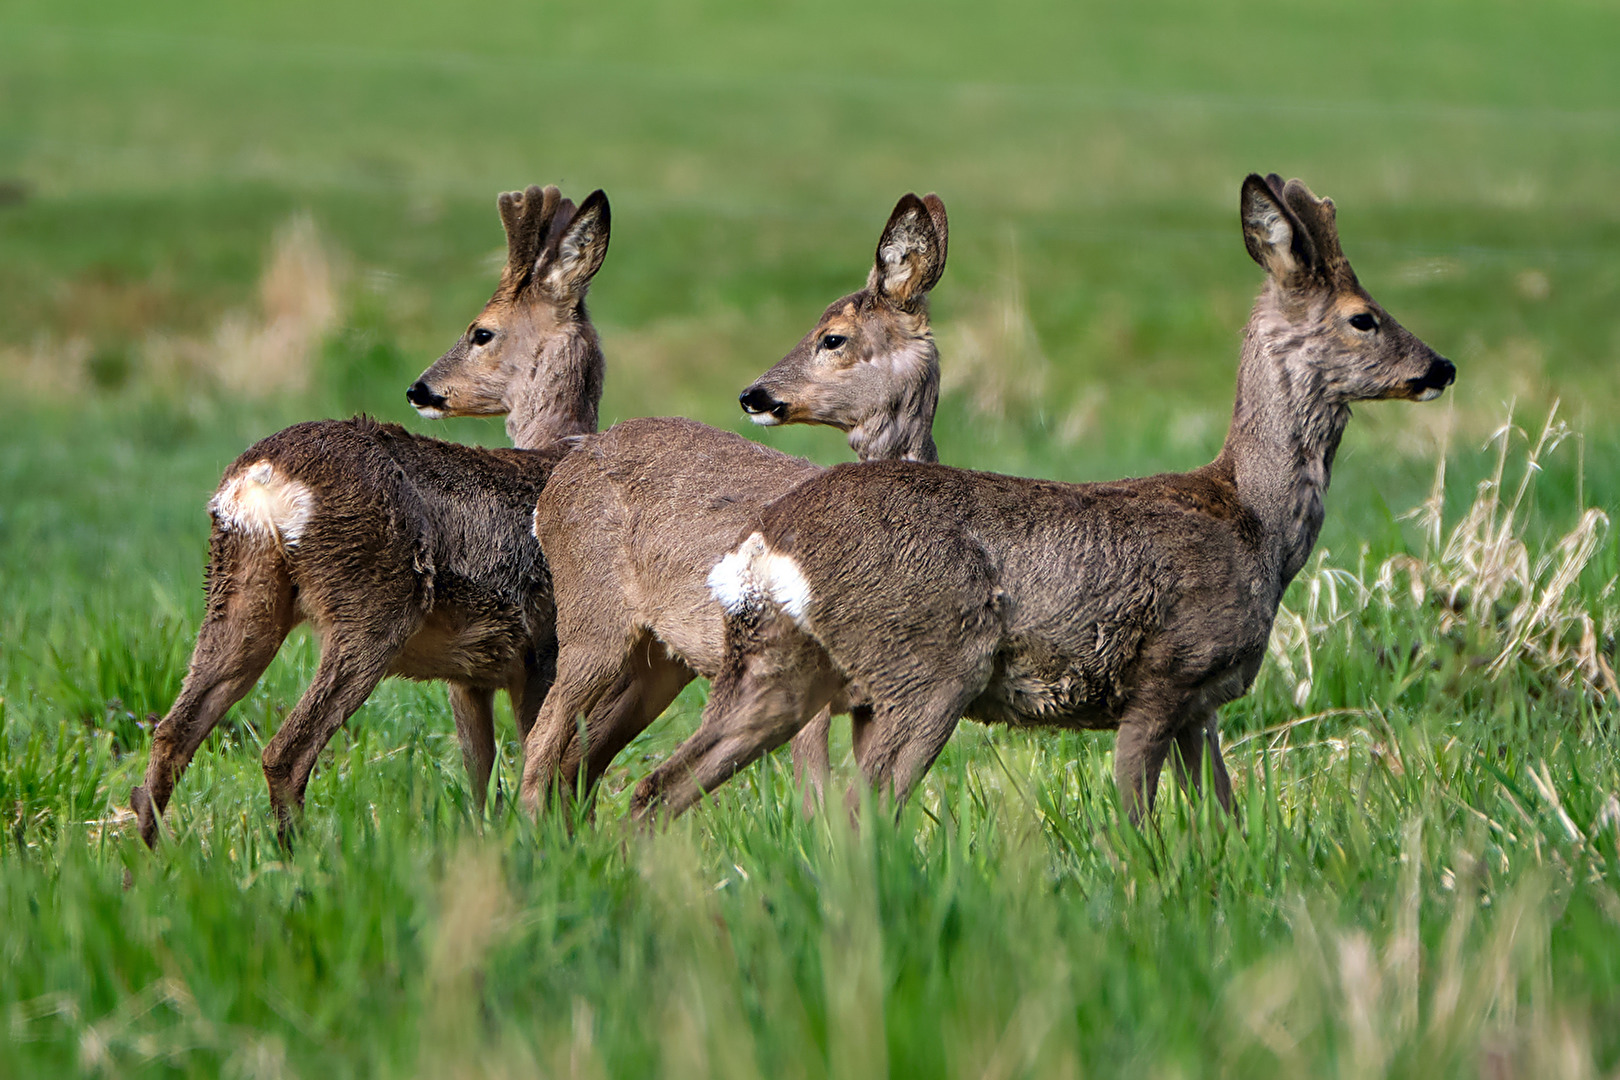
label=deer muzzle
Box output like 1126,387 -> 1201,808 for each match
407,379 -> 450,417
1407,356 -> 1456,401
739,385 -> 789,425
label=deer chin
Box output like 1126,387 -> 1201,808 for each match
746,411 -> 782,427
412,404 -> 450,420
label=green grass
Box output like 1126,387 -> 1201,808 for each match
2,0 -> 1618,1076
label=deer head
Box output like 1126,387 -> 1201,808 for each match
738,193 -> 948,462
409,185 -> 610,444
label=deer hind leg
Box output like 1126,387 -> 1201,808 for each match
630,631 -> 838,824
260,629 -> 400,844
449,684 -> 497,817
520,634 -> 634,818
521,634 -> 692,819
570,640 -> 693,809
132,540 -> 297,848
847,690 -> 968,819
790,706 -> 836,817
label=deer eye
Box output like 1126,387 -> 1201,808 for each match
1349,312 -> 1378,332
819,334 -> 848,351
471,327 -> 495,346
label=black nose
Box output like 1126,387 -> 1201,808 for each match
406,380 -> 448,410
1423,357 -> 1457,391
739,385 -> 786,418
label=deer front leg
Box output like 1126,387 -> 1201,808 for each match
1170,709 -> 1234,814
1113,692 -> 1184,825
508,663 -> 550,748
448,684 -> 497,817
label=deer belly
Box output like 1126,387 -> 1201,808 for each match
391,607 -> 526,684
973,641 -> 1130,730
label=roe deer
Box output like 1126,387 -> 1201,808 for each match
130,185 -> 611,846
631,174 -> 1456,825
519,193 -> 949,816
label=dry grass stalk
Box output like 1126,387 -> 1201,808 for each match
1270,403 -> 1615,708
940,232 -> 1052,426
211,214 -> 341,397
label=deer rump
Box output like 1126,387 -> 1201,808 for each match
213,417 -> 564,686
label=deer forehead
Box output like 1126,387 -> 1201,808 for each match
1328,292 -> 1374,319
810,310 -> 864,345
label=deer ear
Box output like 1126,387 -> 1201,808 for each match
869,193 -> 946,310
1241,173 -> 1317,282
921,193 -> 948,271
542,196 -> 579,253
541,189 -> 610,298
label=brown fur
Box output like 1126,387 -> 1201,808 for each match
631,174 -> 1456,825
519,193 -> 950,817
130,185 -> 611,846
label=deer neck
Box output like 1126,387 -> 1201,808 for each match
1216,301 -> 1350,586
846,337 -> 940,464
504,324 -> 604,450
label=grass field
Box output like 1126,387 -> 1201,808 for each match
2,0 -> 1617,1076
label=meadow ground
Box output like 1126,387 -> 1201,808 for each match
1,1 -> 1617,1076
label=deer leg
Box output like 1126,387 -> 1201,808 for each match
1202,711 -> 1233,813
1113,696 -> 1182,825
847,691 -> 966,818
1169,710 -> 1234,815
1170,722 -> 1205,795
520,638 -> 632,817
260,635 -> 397,844
448,684 -> 497,817
132,546 -> 296,848
789,706 -> 836,816
485,665 -> 548,815
509,664 -> 550,748
630,641 -> 837,824
567,642 -> 693,803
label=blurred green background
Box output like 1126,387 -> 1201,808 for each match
4,0 -> 1617,429
3,0 -> 1616,614
3,3 -> 1618,1076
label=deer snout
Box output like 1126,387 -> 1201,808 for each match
1407,355 -> 1456,401
407,379 -> 450,416
739,385 -> 789,425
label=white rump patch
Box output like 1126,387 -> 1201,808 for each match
210,460 -> 315,547
707,532 -> 813,623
